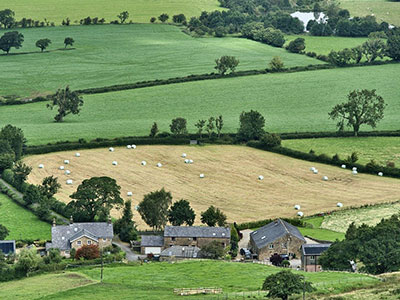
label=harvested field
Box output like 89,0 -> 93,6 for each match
24,145 -> 400,228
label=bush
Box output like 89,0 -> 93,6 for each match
2,169 -> 14,184
200,241 -> 225,259
75,244 -> 100,260
260,133 -> 281,148
286,38 -> 305,53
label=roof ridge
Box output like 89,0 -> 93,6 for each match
279,219 -> 290,235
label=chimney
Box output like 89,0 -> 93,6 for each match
52,218 -> 56,227
108,215 -> 112,225
70,215 -> 73,225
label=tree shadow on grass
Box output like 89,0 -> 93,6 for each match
0,48 -> 76,56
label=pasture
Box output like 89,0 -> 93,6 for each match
0,193 -> 50,240
300,217 -> 345,241
1,0 -> 222,24
0,24 -> 319,97
23,145 -> 400,228
283,137 -> 400,166
1,64 -> 399,145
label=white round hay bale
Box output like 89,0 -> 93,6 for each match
112,161 -> 118,166
322,176 -> 328,181
181,153 -> 187,158
38,164 -> 44,169
313,169 -> 318,174
189,159 -> 194,164
352,170 -> 358,175
59,166 -> 65,170
75,152 -> 80,157
127,191 -> 133,196
352,167 -> 357,171
65,170 -> 71,175
297,211 -> 304,217
378,172 -> 383,176
109,147 -> 114,152
310,167 -> 315,172
127,145 -> 132,149
64,160 -> 70,164
200,174 -> 205,178
157,163 -> 162,168
141,161 -> 147,166
184,159 -> 190,164
294,205 -> 301,210
66,179 -> 73,185
258,175 -> 264,180
131,144 -> 137,149
341,164 -> 346,169
337,202 -> 343,208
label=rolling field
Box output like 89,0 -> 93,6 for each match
0,0 -> 223,24
23,145 -> 400,228
0,261 -> 380,299
300,216 -> 345,241
283,137 -> 400,166
285,35 -> 367,55
0,24 -> 319,97
1,64 -> 399,145
0,193 -> 51,240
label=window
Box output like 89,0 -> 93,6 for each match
282,243 -> 287,249
269,244 -> 274,249
193,237 -> 197,241
77,240 -> 81,245
87,240 -> 92,245
171,237 -> 176,241
310,255 -> 315,260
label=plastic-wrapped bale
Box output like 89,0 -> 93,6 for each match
141,161 -> 147,166
294,205 -> 301,210
66,179 -> 73,185
297,211 -> 304,217
200,174 -> 205,178
378,172 -> 383,176
341,164 -> 346,169
322,176 -> 328,181
337,202 -> 343,208
59,166 -> 65,170
65,170 -> 71,175
127,192 -> 133,196
184,159 -> 190,164
127,145 -> 132,149
352,167 -> 357,171
112,161 -> 118,166
64,160 -> 70,164
131,145 -> 137,149
38,164 -> 44,169
189,159 -> 194,164
75,153 -> 81,157
310,167 -> 315,172
352,170 -> 358,175
157,163 -> 162,168
181,153 -> 187,158
109,147 -> 114,152
258,175 -> 264,180
313,169 -> 318,174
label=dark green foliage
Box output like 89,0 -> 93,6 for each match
201,205 -> 227,227
0,9 -> 15,29
47,86 -> 84,122
12,161 -> 32,188
0,140 -> 15,171
199,240 -> 225,259
230,224 -> 239,258
43,248 -> 62,264
362,38 -> 386,62
215,115 -> 224,138
237,110 -> 265,142
268,56 -> 284,71
336,16 -> 380,37
168,199 -> 196,226
386,29 -> 400,61
286,38 -> 305,53
150,17 -> 156,23
172,14 -> 186,24
0,224 -> 9,240
64,37 -> 74,48
149,122 -> 159,137
170,117 -> 188,135
214,26 -> 227,37
68,176 -> 123,222
0,124 -> 26,160
262,270 -> 314,300
329,89 -> 386,136
117,11 -> 129,24
310,22 -> 333,36
35,38 -> 51,52
114,200 -> 138,242
241,23 -> 285,47
158,13 -> 169,23
214,56 -> 239,75
0,31 -> 24,54
138,188 -> 172,230
328,48 -> 355,66
39,176 -> 61,199
260,133 -> 281,148
195,119 -> 206,138
206,117 -> 215,138
24,184 -> 43,205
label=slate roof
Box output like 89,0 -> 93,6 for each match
160,245 -> 201,258
141,235 -> 164,247
164,226 -> 230,239
250,219 -> 305,250
302,244 -> 331,256
0,240 -> 16,255
70,229 -> 99,242
48,222 -> 113,251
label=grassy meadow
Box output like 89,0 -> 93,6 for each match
0,24 -> 319,97
23,145 -> 400,228
1,64 -> 399,145
0,193 -> 51,240
283,137 -> 400,166
300,216 -> 345,241
0,0 -> 223,24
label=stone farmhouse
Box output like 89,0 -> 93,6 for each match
46,218 -> 114,257
301,243 -> 331,272
249,219 -> 306,260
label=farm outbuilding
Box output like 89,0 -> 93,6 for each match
301,243 -> 331,272
140,235 -> 164,255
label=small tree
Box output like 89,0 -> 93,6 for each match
386,28 -> 400,61
138,188 -> 172,230
237,110 -> 265,141
268,56 -> 284,71
201,206 -> 227,227
117,11 -> 129,24
260,133 -> 281,148
24,184 -> 43,205
64,37 -> 74,48
75,244 -> 100,260
114,200 -> 138,242
0,124 -> 26,160
206,117 -> 215,138
329,89 -> 386,136
286,38 -> 305,53
170,117 -> 187,135
215,115 -> 224,138
172,14 -> 186,24
200,241 -> 225,259
12,161 -> 32,187
262,270 -> 314,300
149,122 -> 159,137
362,38 -> 385,62
40,176 -> 61,199
195,119 -> 206,138
150,17 -> 156,23
214,56 -> 239,75
0,9 -> 15,29
0,31 -> 24,54
47,86 -> 84,122
158,13 -> 169,23
35,38 -> 51,52
0,140 -> 14,171
0,224 -> 9,240
168,199 -> 196,226
16,248 -> 40,275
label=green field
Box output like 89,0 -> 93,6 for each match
283,137 -> 400,166
300,217 -> 345,241
285,35 -> 367,55
1,0 -> 223,25
0,193 -> 51,240
1,63 -> 399,145
0,261 -> 380,299
0,24 -> 319,97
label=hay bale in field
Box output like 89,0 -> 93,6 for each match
109,147 -> 114,152
200,174 -> 205,178
66,179 -> 73,185
352,170 -> 358,175
75,153 -> 81,157
127,192 -> 133,196
38,164 -> 44,169
184,159 -> 190,164
157,163 -> 162,168
297,211 -> 304,217
112,161 -> 118,166
313,169 -> 318,174
294,205 -> 301,210
141,161 -> 147,166
182,153 -> 187,158
337,202 -> 343,207
65,170 -> 71,175
127,145 -> 132,149
310,167 -> 315,172
64,160 -> 69,164
59,166 -> 65,170
322,176 -> 328,181
258,175 -> 264,180
352,167 -> 357,171
189,159 -> 194,164
378,172 -> 383,176
341,164 -> 346,169
131,145 -> 137,149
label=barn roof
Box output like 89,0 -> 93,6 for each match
164,226 -> 230,239
160,245 -> 201,258
141,235 -> 164,247
250,219 -> 305,249
302,244 -> 331,256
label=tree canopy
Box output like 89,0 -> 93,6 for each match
0,31 -> 24,54
201,206 -> 227,227
237,110 -> 265,141
170,117 -> 188,135
0,124 -> 26,160
35,38 -> 51,52
215,56 -> 239,75
64,37 -> 74,48
0,9 -> 15,29
47,86 -> 84,122
138,188 -> 172,230
168,199 -> 196,226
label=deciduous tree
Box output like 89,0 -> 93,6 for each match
0,124 -> 26,160
117,11 -> 129,24
201,206 -> 227,227
0,31 -> 24,54
168,199 -> 196,226
170,117 -> 187,135
149,122 -> 159,137
195,119 -> 206,138
138,188 -> 172,230
64,37 -> 74,48
158,13 -> 169,23
215,115 -> 224,138
35,38 -> 51,52
214,56 -> 239,75
47,86 -> 84,122
237,110 -> 265,141
0,9 -> 15,29
40,176 -> 61,199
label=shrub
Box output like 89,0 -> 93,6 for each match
286,38 -> 305,53
2,169 -> 14,184
200,241 -> 225,259
268,56 -> 284,71
75,244 -> 100,260
260,133 -> 281,148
